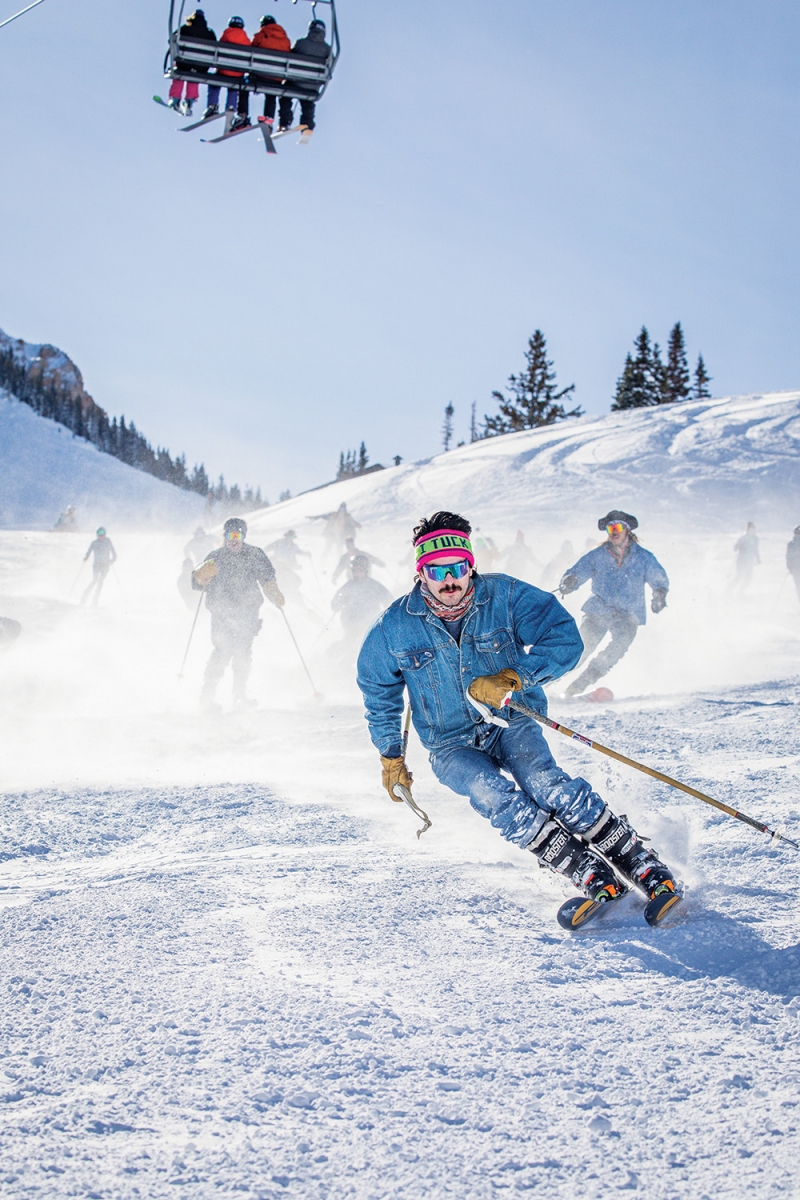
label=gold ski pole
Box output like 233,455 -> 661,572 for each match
396,705 -> 431,838
507,699 -> 799,852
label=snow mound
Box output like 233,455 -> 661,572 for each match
245,390 -> 800,544
0,392 -> 204,531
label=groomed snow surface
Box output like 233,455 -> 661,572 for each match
3,394 -> 800,1198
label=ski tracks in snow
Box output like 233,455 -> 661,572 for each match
2,687 -> 800,1197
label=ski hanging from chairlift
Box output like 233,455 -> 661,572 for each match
156,0 -> 339,154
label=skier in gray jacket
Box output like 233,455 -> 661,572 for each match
559,510 -> 668,697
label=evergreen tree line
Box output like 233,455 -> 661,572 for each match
0,347 -> 268,512
439,323 -> 713,450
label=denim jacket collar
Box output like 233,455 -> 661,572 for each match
405,572 -> 490,617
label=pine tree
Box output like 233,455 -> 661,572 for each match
612,327 -> 665,410
665,322 -> 691,403
442,402 -> 454,452
357,442 -> 369,473
470,401 -> 478,443
693,354 -> 711,400
483,330 -> 580,436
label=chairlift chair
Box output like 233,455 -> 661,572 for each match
164,0 -> 339,107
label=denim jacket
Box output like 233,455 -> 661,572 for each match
356,573 -> 583,756
567,541 -> 669,626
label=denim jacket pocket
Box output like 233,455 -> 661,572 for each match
473,631 -> 513,655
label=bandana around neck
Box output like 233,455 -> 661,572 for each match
420,580 -> 475,622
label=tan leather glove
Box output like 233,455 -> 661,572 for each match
468,668 -> 522,709
193,559 -> 218,587
380,755 -> 413,802
263,578 -> 285,608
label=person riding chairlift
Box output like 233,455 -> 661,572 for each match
251,15 -> 294,132
204,16 -> 252,128
291,18 -> 330,133
169,8 -> 216,117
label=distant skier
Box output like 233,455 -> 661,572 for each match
356,510 -> 679,920
331,556 -> 392,656
184,526 -> 218,565
291,18 -> 331,132
312,502 -> 361,565
81,528 -> 117,607
559,510 -> 668,698
54,505 -> 76,531
500,530 -> 541,583
192,517 -> 284,711
540,539 -> 575,591
787,526 -> 800,602
0,616 -> 22,646
265,529 -> 311,607
732,522 -> 760,594
332,537 -> 385,584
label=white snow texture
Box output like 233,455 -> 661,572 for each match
2,391 -> 800,1199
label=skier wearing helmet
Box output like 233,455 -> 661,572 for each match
252,14 -> 294,130
205,16 -> 252,127
81,527 -> 117,607
192,517 -> 284,712
291,18 -> 331,132
558,510 -> 669,698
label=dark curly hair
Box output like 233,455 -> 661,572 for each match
412,511 -> 472,545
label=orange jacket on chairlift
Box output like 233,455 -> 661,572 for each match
219,23 -> 251,77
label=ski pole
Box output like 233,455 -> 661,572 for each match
112,564 -> 125,595
280,609 -> 320,698
68,560 -> 85,596
397,706 -> 432,838
507,699 -> 799,852
0,0 -> 48,31
178,591 -> 204,678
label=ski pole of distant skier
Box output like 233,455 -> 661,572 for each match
507,699 -> 799,851
68,560 -> 85,596
395,706 -> 432,838
178,591 -> 204,678
281,609 -> 320,698
112,564 -> 125,596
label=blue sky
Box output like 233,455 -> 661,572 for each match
1,0 -> 799,499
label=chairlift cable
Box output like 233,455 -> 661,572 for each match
0,0 -> 49,32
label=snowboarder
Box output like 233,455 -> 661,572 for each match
81,527 -> 117,607
356,511 -> 679,919
332,537 -> 385,584
169,8 -> 217,116
331,555 -> 392,657
290,18 -> 330,132
786,525 -> 800,602
500,530 -> 541,583
558,511 -> 668,698
251,14 -> 294,129
192,517 -> 284,711
732,522 -> 760,594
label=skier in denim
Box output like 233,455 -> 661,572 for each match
559,510 -> 668,698
356,510 -> 678,913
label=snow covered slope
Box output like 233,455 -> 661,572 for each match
249,390 -> 800,543
0,392 -> 204,530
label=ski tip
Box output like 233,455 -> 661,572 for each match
584,687 -> 614,703
643,888 -> 683,927
557,896 -> 606,930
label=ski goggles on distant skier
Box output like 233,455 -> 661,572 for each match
605,522 -> 629,536
225,530 -> 244,543
421,559 -> 471,582
414,529 -> 475,571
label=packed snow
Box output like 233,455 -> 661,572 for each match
2,393 -> 800,1198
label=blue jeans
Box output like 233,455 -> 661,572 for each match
206,85 -> 243,112
430,715 -> 605,848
